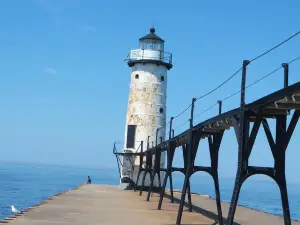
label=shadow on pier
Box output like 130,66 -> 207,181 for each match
162,192 -> 240,225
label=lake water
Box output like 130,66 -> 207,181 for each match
0,162 -> 299,221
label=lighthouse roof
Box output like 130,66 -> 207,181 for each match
139,28 -> 165,42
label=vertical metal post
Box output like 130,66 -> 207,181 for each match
113,143 -> 122,180
188,97 -> 196,207
147,128 -> 161,201
155,128 -> 159,146
169,117 -> 174,139
155,127 -> 160,187
208,134 -> 224,225
139,137 -> 150,196
168,117 -> 175,202
176,98 -> 196,225
275,115 -> 291,225
141,141 -> 144,153
158,117 -> 174,209
134,141 -> 144,191
282,63 -> 289,88
190,98 -> 196,128
217,100 -> 222,115
172,129 -> 175,138
240,60 -> 250,109
227,59 -> 250,225
159,49 -> 162,61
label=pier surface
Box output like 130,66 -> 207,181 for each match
3,184 -> 299,225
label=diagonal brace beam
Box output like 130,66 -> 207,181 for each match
262,119 -> 276,158
284,110 -> 300,150
246,113 -> 263,158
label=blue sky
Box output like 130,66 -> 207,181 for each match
1,0 -> 300,182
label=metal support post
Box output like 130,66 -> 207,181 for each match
282,63 -> 289,88
217,100 -> 222,115
190,98 -> 196,127
274,115 -> 290,225
134,141 -> 144,191
227,60 -> 250,225
158,117 -> 175,209
147,128 -> 162,201
113,142 -> 122,180
208,133 -> 224,225
139,136 -> 151,196
176,98 -> 196,225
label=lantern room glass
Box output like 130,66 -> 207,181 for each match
139,39 -> 164,51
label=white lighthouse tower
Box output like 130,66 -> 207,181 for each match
121,28 -> 173,188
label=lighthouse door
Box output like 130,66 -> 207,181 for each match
126,125 -> 136,149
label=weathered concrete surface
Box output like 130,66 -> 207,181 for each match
3,184 -> 299,225
165,190 -> 300,225
3,184 -> 212,225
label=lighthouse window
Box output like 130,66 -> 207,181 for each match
159,108 -> 164,113
135,74 -> 139,79
161,76 -> 164,81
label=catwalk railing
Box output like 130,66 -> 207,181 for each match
124,48 -> 172,64
113,61 -> 300,225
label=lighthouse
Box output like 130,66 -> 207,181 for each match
120,28 -> 173,188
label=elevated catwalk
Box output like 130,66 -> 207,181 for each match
114,77 -> 300,225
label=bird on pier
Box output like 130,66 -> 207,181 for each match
11,205 -> 20,214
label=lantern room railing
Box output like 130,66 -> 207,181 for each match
124,49 -> 172,64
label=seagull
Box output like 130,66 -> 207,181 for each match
11,205 -> 20,214
200,194 -> 211,198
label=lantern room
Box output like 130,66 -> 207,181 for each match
139,28 -> 165,51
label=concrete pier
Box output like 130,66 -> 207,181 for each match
2,184 -> 299,225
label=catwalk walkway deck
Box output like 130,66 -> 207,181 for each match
2,184 -> 300,225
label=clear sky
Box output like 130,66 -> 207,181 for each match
1,0 -> 300,182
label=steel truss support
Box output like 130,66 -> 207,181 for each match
133,143 -> 144,192
227,59 -> 300,225
134,138 -> 154,195
158,117 -> 176,209
175,130 -> 200,225
147,131 -> 165,201
206,131 -> 224,225
138,149 -> 153,196
157,142 -> 176,209
175,98 -> 197,225
157,140 -> 195,211
175,131 -> 224,225
146,146 -> 163,201
182,144 -> 193,213
226,109 -> 300,225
